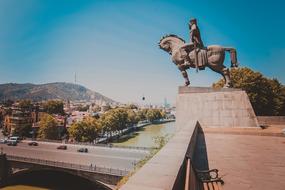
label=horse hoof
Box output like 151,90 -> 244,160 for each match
224,85 -> 230,88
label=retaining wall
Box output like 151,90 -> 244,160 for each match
257,116 -> 285,126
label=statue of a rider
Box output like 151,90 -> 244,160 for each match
181,18 -> 205,72
189,18 -> 204,49
189,18 -> 204,71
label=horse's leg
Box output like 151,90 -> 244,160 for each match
178,65 -> 190,86
208,64 -> 231,88
222,68 -> 231,87
182,70 -> 190,86
224,47 -> 238,67
207,48 -> 231,88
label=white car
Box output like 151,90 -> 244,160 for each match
0,139 -> 8,144
9,136 -> 21,142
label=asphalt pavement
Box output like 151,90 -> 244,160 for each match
0,140 -> 150,171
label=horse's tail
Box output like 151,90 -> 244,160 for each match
224,47 -> 239,67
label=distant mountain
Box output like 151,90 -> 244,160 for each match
0,82 -> 116,104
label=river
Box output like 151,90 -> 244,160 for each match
112,121 -> 176,148
2,122 -> 176,190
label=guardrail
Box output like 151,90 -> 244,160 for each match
6,155 -> 129,177
24,139 -> 154,151
185,158 -> 200,190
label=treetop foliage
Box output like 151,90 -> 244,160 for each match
42,100 -> 65,115
68,107 -> 166,142
68,117 -> 99,142
213,67 -> 285,116
38,113 -> 58,140
18,99 -> 33,110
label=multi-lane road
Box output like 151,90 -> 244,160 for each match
0,140 -> 150,171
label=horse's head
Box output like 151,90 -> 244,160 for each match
158,34 -> 185,54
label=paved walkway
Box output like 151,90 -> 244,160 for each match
204,132 -> 285,190
203,125 -> 285,137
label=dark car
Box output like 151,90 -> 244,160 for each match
7,141 -> 17,146
57,145 -> 67,150
77,148 -> 88,153
28,142 -> 38,146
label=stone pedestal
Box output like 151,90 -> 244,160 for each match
176,87 -> 259,129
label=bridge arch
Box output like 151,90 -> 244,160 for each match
5,157 -> 124,188
8,167 -> 113,190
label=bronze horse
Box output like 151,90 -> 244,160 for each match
159,34 -> 239,87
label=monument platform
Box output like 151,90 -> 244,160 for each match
176,86 -> 259,128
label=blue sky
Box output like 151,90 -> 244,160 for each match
0,0 -> 284,104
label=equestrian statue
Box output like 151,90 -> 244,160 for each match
159,18 -> 239,88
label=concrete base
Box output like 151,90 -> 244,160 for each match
176,87 -> 259,128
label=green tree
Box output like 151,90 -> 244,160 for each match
68,117 -> 99,142
76,105 -> 90,112
98,108 -> 133,138
38,114 -> 58,139
18,99 -> 33,111
43,100 -> 65,115
127,109 -> 139,126
160,110 -> 166,119
13,124 -> 32,137
115,108 -> 129,132
213,67 -> 285,115
137,109 -> 148,121
146,109 -> 163,122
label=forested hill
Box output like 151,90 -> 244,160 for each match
0,82 -> 116,103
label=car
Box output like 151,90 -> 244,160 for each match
9,136 -> 22,142
28,142 -> 38,146
57,145 -> 67,150
0,139 -> 7,144
77,148 -> 88,153
7,140 -> 17,146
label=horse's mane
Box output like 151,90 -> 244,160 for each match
158,34 -> 185,48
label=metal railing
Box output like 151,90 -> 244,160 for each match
24,138 -> 154,151
184,158 -> 224,190
6,155 -> 129,177
184,158 -> 201,190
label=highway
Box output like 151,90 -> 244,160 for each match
0,141 -> 150,171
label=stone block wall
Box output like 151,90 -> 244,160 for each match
176,87 -> 259,128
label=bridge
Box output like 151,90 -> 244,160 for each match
1,154 -> 128,188
0,140 -> 150,188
